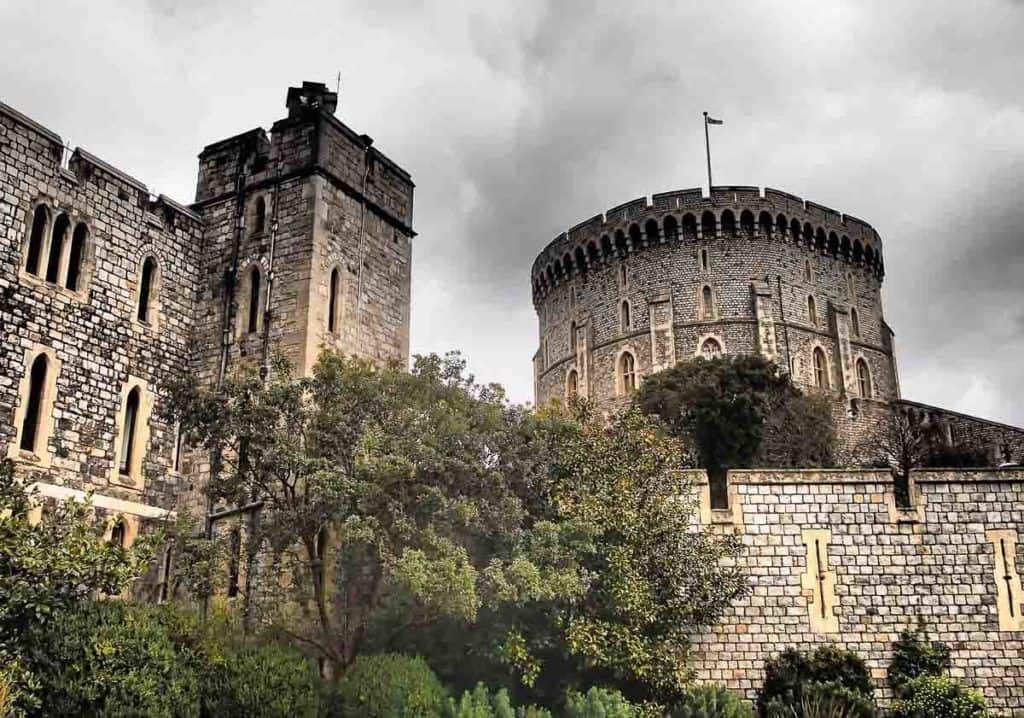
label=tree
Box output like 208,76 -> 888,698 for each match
495,406 -> 748,706
167,352 -> 559,675
637,356 -> 836,506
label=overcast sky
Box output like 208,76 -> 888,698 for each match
2,0 -> 1023,425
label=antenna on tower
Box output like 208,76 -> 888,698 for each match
335,71 -> 341,97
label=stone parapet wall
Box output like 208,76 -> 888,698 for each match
690,467 -> 1024,714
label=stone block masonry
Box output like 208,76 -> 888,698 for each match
691,468 -> 1024,715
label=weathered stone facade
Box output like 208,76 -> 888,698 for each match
690,468 -> 1024,715
0,82 -> 413,547
530,187 -> 1024,462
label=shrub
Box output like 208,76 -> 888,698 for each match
757,646 -> 873,718
23,601 -> 203,717
444,682 -> 552,718
565,687 -> 637,718
887,621 -> 951,697
888,676 -> 991,718
329,653 -> 446,717
205,642 -> 321,718
670,684 -> 753,718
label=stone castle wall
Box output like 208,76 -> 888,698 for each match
691,468 -> 1024,714
530,187 -> 897,458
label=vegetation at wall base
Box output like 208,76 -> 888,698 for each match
669,684 -> 754,718
757,646 -> 873,718
888,676 -> 991,718
887,619 -> 952,698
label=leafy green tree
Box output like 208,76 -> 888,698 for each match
889,677 -> 991,718
495,406 -> 747,706
444,683 -> 551,718
757,646 -> 874,718
564,687 -> 638,718
637,356 -> 835,504
168,352 -> 565,674
326,653 -> 447,717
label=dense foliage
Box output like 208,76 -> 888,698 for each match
888,677 -> 991,718
328,653 -> 447,717
444,683 -> 551,718
887,621 -> 951,697
564,687 -> 639,718
670,685 -> 754,718
757,646 -> 874,718
169,352 -> 748,706
637,356 -> 836,485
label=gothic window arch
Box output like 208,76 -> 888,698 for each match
136,256 -> 160,326
8,346 -> 61,466
807,295 -> 818,327
699,285 -> 715,320
701,210 -> 716,239
119,387 -> 141,477
813,347 -> 829,389
617,351 -> 638,394
65,223 -> 89,291
721,209 -> 737,237
246,266 -> 262,334
620,300 -> 631,331
570,320 -> 577,354
566,369 -> 579,400
110,519 -> 127,549
850,307 -> 861,338
856,358 -> 872,398
700,337 -> 723,359
112,378 -> 152,487
24,205 -> 49,276
253,196 -> 267,235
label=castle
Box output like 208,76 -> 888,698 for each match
3,83 -> 1024,711
0,82 -> 413,556
530,189 -> 1024,466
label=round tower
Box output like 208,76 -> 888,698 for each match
531,185 -> 898,448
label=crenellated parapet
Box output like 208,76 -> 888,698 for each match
531,185 -> 884,303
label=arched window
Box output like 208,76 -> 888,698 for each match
804,259 -> 813,283
807,295 -> 817,326
247,267 -> 261,333
328,267 -> 341,334
856,358 -> 872,398
25,205 -> 49,276
701,337 -> 722,359
600,235 -> 613,258
619,352 -> 637,393
701,210 -> 716,239
253,196 -> 266,235
137,258 -> 158,324
119,387 -> 140,476
628,224 -> 642,251
620,300 -> 631,331
19,354 -> 49,453
614,230 -> 628,256
815,227 -> 827,252
699,248 -> 710,273
701,285 -> 714,319
574,247 -> 587,274
721,210 -> 737,237
682,213 -> 698,239
65,223 -> 88,291
619,264 -> 628,289
776,214 -> 788,237
570,321 -> 577,354
587,241 -> 600,264
759,211 -> 772,236
45,214 -> 70,284
850,307 -> 861,337
110,520 -> 127,549
566,369 -> 578,399
789,218 -> 801,243
645,219 -> 659,245
813,348 -> 828,389
663,216 -> 679,242
740,210 -> 754,237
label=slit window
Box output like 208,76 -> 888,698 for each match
19,355 -> 49,453
25,205 -> 49,276
807,295 -> 817,326
850,307 -> 861,338
700,248 -> 710,272
228,528 -> 242,598
328,267 -> 341,334
119,387 -> 140,475
620,300 -> 631,331
45,214 -> 69,284
701,285 -> 714,319
253,197 -> 266,235
137,258 -> 157,324
247,267 -> 261,333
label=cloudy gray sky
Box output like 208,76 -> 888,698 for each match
3,0 -> 1022,424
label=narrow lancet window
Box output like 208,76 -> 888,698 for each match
45,214 -> 69,283
119,387 -> 140,475
247,267 -> 261,333
137,258 -> 157,324
25,206 -> 48,276
66,224 -> 87,291
19,355 -> 48,452
328,267 -> 340,334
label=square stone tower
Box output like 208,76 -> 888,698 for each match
191,81 -> 415,386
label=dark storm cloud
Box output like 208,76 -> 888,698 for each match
1,0 -> 1022,423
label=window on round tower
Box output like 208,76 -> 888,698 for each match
813,348 -> 829,389
620,300 -> 631,331
618,352 -> 637,394
856,358 -> 872,399
701,338 -> 722,359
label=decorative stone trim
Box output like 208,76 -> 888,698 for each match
800,528 -> 839,634
985,529 -> 1024,631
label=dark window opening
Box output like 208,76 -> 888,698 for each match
119,387 -> 140,475
25,206 -> 48,276
328,267 -> 340,334
253,197 -> 266,234
110,520 -> 127,549
66,224 -> 87,291
45,214 -> 70,283
228,528 -> 242,597
247,267 -> 261,333
19,355 -> 48,452
137,258 -> 157,323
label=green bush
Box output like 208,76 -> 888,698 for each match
328,653 -> 446,717
670,684 -> 753,718
23,601 -> 203,717
444,682 -> 552,718
887,621 -> 951,697
564,687 -> 637,718
757,646 -> 873,718
888,676 -> 991,718
205,642 -> 321,718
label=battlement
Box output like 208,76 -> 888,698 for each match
531,185 -> 885,298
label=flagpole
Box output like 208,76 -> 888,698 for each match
703,111 -> 713,193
